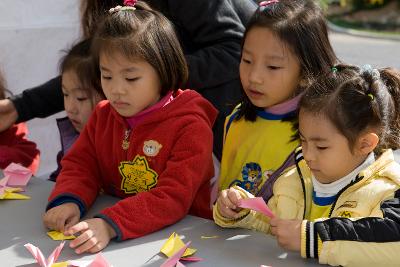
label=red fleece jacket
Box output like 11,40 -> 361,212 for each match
48,90 -> 217,240
0,123 -> 40,174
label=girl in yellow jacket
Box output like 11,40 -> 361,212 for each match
214,64 -> 400,267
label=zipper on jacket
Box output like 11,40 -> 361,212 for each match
122,128 -> 132,151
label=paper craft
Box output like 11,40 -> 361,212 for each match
3,162 -> 33,187
24,241 -> 67,267
69,253 -> 113,267
0,176 -> 30,200
238,197 -> 275,218
47,230 -> 76,241
160,241 -> 191,267
160,232 -> 196,258
160,233 -> 203,266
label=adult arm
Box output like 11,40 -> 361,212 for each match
10,76 -> 64,123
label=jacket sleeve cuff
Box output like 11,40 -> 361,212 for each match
94,214 -> 123,241
301,220 -> 322,259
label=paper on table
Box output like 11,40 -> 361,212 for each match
3,162 -> 32,187
0,187 -> 30,199
160,241 -> 191,267
69,252 -> 113,267
0,176 -> 29,200
24,241 -> 67,267
238,197 -> 275,218
160,232 -> 196,258
47,230 -> 76,241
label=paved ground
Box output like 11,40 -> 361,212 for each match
329,31 -> 400,69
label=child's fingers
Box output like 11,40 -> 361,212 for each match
69,228 -> 94,250
218,203 -> 240,219
227,188 -> 242,207
219,190 -> 236,209
66,221 -> 89,236
64,215 -> 80,232
73,233 -> 97,254
56,215 -> 69,232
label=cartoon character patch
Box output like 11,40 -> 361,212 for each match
119,155 -> 158,194
143,140 -> 163,157
229,162 -> 263,194
339,211 -> 352,218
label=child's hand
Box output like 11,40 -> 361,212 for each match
43,203 -> 80,232
65,218 -> 117,254
216,187 -> 243,219
270,218 -> 302,251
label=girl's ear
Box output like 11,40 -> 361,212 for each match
355,132 -> 379,155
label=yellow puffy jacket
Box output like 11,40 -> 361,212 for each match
214,148 -> 400,267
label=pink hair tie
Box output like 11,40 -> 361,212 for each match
124,0 -> 137,6
259,0 -> 279,7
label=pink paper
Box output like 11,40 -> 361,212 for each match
88,253 -> 112,267
160,241 -> 191,267
238,197 -> 275,218
180,256 -> 203,262
24,241 -> 65,267
69,253 -> 112,267
4,163 -> 32,187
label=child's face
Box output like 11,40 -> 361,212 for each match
99,51 -> 161,117
240,27 -> 302,109
62,70 -> 102,132
299,110 -> 367,184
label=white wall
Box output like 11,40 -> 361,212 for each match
0,0 -> 81,176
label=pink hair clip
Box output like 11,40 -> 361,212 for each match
109,0 -> 137,14
124,0 -> 137,6
259,0 -> 279,7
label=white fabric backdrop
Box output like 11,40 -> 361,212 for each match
0,0 -> 81,176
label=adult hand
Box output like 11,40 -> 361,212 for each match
270,217 -> 302,252
0,99 -> 18,132
43,203 -> 80,233
65,218 -> 117,254
216,187 -> 244,219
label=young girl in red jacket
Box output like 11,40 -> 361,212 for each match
0,70 -> 40,173
43,0 -> 217,254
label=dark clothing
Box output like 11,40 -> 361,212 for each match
49,117 -> 79,181
11,0 -> 257,159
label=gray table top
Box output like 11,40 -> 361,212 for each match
0,176 -> 321,267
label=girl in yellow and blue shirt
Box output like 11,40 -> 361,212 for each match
218,0 -> 337,199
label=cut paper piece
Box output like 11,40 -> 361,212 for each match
238,197 -> 275,218
0,183 -> 29,200
260,265 -> 272,267
47,230 -> 76,241
160,241 -> 191,267
24,241 -> 67,267
200,235 -> 219,239
180,256 -> 203,262
160,232 -> 196,258
3,162 -> 33,187
69,252 -> 113,267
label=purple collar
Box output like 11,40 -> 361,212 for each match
264,93 -> 302,115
